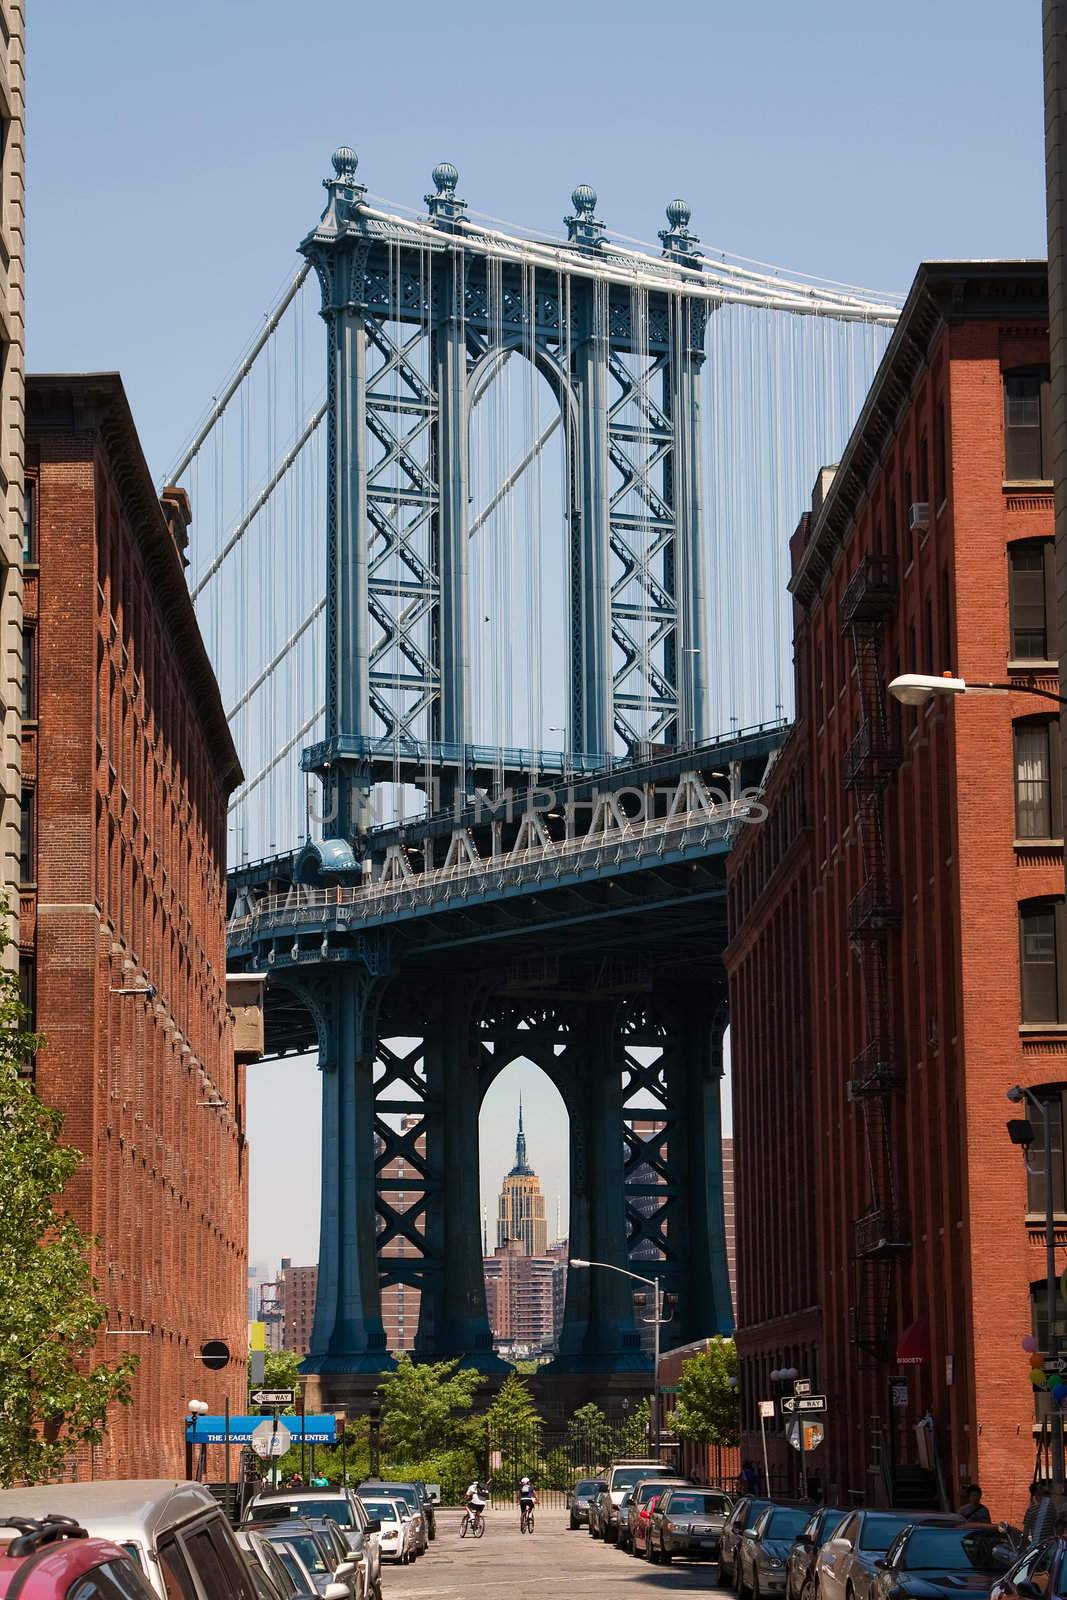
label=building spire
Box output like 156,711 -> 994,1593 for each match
514,1095 -> 528,1173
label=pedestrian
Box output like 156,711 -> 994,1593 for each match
1024,1481 -> 1056,1545
956,1484 -> 991,1522
740,1460 -> 758,1495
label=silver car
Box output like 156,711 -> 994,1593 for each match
815,1512 -> 961,1600
738,1505 -> 813,1598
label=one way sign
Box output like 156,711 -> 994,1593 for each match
781,1394 -> 828,1415
250,1388 -> 296,1408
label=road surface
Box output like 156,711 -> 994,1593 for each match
384,1507 -> 728,1598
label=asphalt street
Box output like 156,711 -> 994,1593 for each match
384,1507 -> 730,1599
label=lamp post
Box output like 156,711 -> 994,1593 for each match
185,1399 -> 208,1482
1007,1085 -> 1066,1492
570,1257 -> 668,1453
889,672 -> 1067,709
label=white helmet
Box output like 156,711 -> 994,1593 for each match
520,1476 -> 531,1486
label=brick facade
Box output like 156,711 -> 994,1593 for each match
23,374 -> 246,1479
727,264 -> 1064,1519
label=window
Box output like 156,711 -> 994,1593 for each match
156,1540 -> 199,1600
18,787 -> 33,883
934,403 -> 947,506
1005,367 -> 1052,480
21,626 -> 34,719
22,478 -> 35,563
919,433 -> 929,505
1020,900 -> 1066,1023
18,956 -> 34,1030
1009,542 -> 1056,659
67,1562 -> 157,1600
1016,719 -> 1062,839
1024,1090 -> 1067,1215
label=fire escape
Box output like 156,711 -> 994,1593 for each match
841,555 -> 908,1365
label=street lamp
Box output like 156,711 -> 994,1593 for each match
889,672 -> 1067,708
185,1398 -> 208,1482
570,1258 -> 669,1453
1007,1085 -> 1066,1491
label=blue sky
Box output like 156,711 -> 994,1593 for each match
28,1 -> 1048,1269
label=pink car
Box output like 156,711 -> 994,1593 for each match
0,1516 -> 157,1600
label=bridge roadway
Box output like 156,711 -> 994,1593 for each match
386,1507 -> 727,1599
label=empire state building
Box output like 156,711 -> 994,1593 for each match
496,1100 -> 548,1255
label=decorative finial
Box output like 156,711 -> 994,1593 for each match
426,160 -> 466,225
659,197 -> 701,266
565,183 -> 605,250
331,146 -> 359,182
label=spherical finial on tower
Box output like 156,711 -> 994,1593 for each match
571,183 -> 597,217
432,161 -> 459,197
331,146 -> 359,181
665,197 -> 691,230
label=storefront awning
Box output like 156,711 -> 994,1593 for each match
896,1318 -> 930,1366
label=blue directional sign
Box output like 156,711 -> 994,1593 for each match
185,1414 -> 336,1444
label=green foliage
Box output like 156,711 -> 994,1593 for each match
566,1402 -> 614,1472
248,1349 -> 304,1414
0,938 -> 137,1485
382,1446 -> 478,1505
543,1447 -> 573,1491
379,1353 -> 481,1459
619,1397 -> 651,1458
671,1338 -> 739,1448
483,1373 -> 542,1439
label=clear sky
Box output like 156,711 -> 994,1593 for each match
27,1 -> 1049,1270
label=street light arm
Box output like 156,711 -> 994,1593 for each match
569,1257 -> 659,1293
969,681 -> 1067,706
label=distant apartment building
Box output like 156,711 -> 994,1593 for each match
378,1114 -> 425,1352
484,1240 -> 557,1350
23,373 -> 247,1478
280,1262 -> 317,1356
1,3 -> 23,942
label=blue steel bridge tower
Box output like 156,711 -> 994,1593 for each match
227,147 -> 756,1407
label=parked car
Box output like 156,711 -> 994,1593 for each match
990,1537 -> 1066,1600
568,1480 -> 606,1531
242,1496 -> 380,1600
406,1483 -> 436,1543
354,1486 -> 426,1556
787,1507 -> 849,1600
0,1481 -> 260,1600
648,1487 -> 735,1564
816,1512 -> 962,1600
352,1499 -> 417,1566
722,1498 -> 776,1587
868,1522 -> 1018,1600
623,1480 -> 690,1555
252,1520 -> 363,1600
588,1487 -> 612,1540
595,1462 -> 672,1544
738,1505 -> 814,1598
0,1517 -> 159,1600
236,1529 -> 318,1600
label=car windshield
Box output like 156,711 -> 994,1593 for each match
665,1493 -> 728,1517
121,1544 -> 147,1574
613,1468 -> 661,1490
899,1530 -> 1007,1572
576,1481 -> 600,1495
816,1513 -> 848,1545
248,1501 -> 351,1527
635,1483 -> 675,1505
272,1535 -> 328,1574
362,1503 -> 399,1523
766,1510 -> 810,1540
860,1516 -> 912,1551
276,1551 -> 305,1587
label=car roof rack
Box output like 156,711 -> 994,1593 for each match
2,1517 -> 90,1557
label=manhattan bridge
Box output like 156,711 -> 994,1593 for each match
170,147 -> 900,1407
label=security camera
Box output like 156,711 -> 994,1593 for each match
1007,1085 -> 1026,1104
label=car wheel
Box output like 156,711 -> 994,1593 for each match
660,1537 -> 672,1565
647,1536 -> 660,1565
570,1515 -> 579,1530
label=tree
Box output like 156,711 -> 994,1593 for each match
483,1373 -> 542,1441
566,1401 -> 614,1472
379,1354 -> 481,1459
248,1348 -> 304,1414
671,1338 -> 739,1449
0,946 -> 136,1485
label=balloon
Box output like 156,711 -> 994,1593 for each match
1031,1367 -> 1048,1386
1052,1384 -> 1067,1404
1023,1335 -> 1039,1353
1033,1353 -> 1047,1368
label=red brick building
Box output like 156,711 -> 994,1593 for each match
23,374 -> 247,1478
280,1262 -> 318,1356
727,263 -> 1064,1518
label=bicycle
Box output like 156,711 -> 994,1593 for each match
461,1505 -> 486,1538
520,1503 -> 535,1534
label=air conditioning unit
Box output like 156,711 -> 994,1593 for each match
908,501 -> 930,535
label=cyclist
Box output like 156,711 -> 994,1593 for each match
518,1476 -> 537,1531
464,1479 -> 488,1534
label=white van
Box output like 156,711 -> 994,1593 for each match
0,1481 -> 266,1600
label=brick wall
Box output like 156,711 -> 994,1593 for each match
24,374 -> 246,1479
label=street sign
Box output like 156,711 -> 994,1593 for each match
794,1378 -> 813,1397
250,1388 -> 296,1408
199,1340 -> 230,1371
781,1394 -> 828,1415
758,1400 -> 776,1420
251,1420 -> 292,1460
1045,1358 -> 1067,1375
787,1420 -> 825,1451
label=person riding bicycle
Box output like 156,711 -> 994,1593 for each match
518,1477 -> 537,1526
465,1480 -> 488,1522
